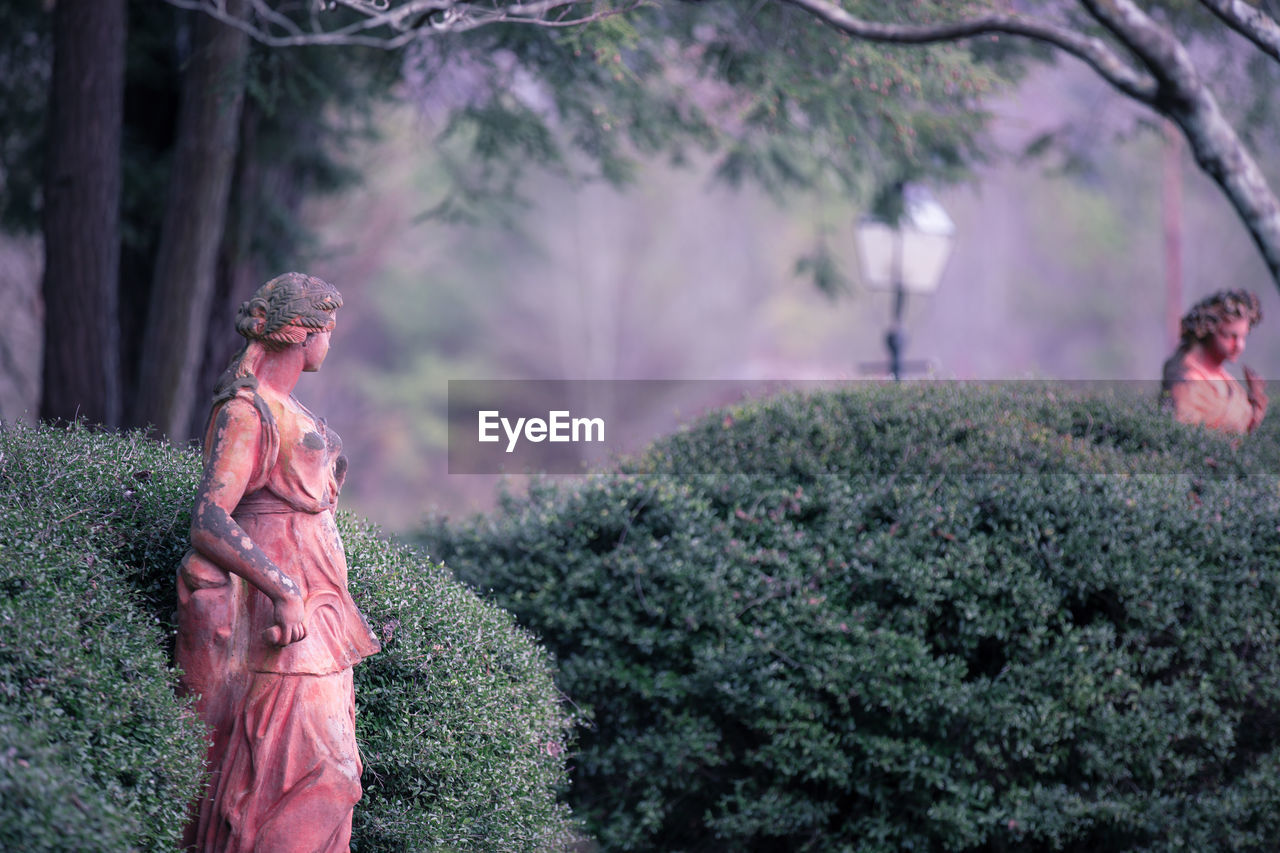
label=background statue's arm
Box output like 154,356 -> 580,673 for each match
189,400 -> 307,645
1245,366 -> 1268,433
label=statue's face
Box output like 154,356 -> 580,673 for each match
302,327 -> 333,372
1207,317 -> 1250,364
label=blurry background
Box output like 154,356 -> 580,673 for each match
303,62 -> 1280,528
4,4 -> 1279,530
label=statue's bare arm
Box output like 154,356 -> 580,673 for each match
1244,366 -> 1268,433
190,400 -> 307,645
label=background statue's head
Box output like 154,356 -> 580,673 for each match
1179,289 -> 1262,345
236,272 -> 343,350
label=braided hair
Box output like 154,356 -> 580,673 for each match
212,272 -> 343,408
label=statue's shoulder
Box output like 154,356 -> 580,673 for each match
211,377 -> 277,428
217,389 -> 264,428
206,378 -> 281,487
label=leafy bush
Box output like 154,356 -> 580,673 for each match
0,423 -> 205,852
346,520 -> 580,850
0,420 -> 579,851
423,382 -> 1280,852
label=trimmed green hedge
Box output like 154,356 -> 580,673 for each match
346,520 -> 580,850
0,421 -> 579,851
423,383 -> 1280,852
0,423 -> 203,853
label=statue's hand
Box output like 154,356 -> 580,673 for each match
264,592 -> 307,647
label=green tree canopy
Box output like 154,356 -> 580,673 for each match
174,0 -> 1280,292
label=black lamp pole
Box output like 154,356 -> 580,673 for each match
886,226 -> 905,382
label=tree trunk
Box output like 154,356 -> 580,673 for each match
1169,90 -> 1280,288
184,95 -> 315,440
184,101 -> 264,441
1162,119 -> 1182,350
130,0 -> 249,440
40,0 -> 127,426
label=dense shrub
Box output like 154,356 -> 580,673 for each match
346,520 -> 580,850
0,421 -> 579,851
0,423 -> 205,852
423,383 -> 1280,852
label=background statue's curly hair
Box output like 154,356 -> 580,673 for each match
1178,289 -> 1261,344
1162,288 -> 1263,399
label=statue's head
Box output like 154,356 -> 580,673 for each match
1179,289 -> 1261,344
236,272 -> 343,350
213,273 -> 344,400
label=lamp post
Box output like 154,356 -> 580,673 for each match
855,184 -> 955,380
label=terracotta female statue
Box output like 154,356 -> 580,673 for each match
1161,288 -> 1267,435
175,272 -> 380,852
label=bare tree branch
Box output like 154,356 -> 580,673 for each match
163,0 -> 646,48
1077,0 -> 1199,95
163,0 -> 1280,290
1196,0 -> 1280,62
774,0 -> 1159,104
775,0 -> 1280,288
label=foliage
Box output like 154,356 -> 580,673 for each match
403,0 -> 1025,231
0,0 -> 49,231
4,0 -> 1026,238
423,383 -> 1280,851
0,421 -> 579,851
0,422 -> 205,852
346,518 -> 582,851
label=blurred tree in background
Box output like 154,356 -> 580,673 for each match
779,0 -> 1280,286
167,0 -> 1280,290
10,0 -> 1280,444
2,0 -> 398,436
2,0 -> 1020,437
